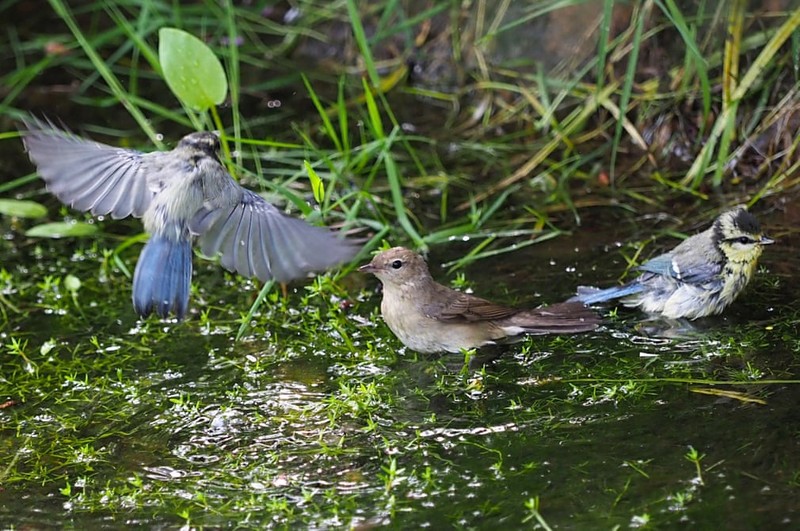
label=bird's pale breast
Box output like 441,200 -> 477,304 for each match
380,285 -> 495,353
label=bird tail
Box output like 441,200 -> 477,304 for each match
569,283 -> 644,306
505,301 -> 600,335
132,235 -> 192,319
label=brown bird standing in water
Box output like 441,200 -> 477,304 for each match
359,247 -> 599,354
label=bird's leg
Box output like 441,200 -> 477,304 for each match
467,344 -> 507,370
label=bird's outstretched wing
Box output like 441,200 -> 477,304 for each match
422,288 -> 519,323
20,117 -> 153,219
190,189 -> 360,283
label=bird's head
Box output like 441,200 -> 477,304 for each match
177,131 -> 221,158
358,247 -> 432,288
714,207 -> 774,264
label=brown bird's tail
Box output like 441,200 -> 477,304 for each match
502,301 -> 600,334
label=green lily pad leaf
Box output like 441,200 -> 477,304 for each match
158,27 -> 228,110
25,221 -> 99,238
304,160 -> 326,204
0,199 -> 48,218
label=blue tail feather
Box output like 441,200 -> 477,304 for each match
571,282 -> 644,305
132,235 -> 192,319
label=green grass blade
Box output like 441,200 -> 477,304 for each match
361,77 -> 385,139
345,0 -> 380,88
610,0 -> 649,184
722,0 -> 745,109
657,0 -> 711,117
235,280 -> 275,341
221,0 -> 242,166
732,7 -> 800,101
337,76 -> 351,158
382,129 -> 425,249
102,2 -> 161,75
682,6 -> 800,186
302,74 -> 343,152
47,0 -> 161,146
595,0 -> 615,90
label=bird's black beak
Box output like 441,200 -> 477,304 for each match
760,235 -> 776,245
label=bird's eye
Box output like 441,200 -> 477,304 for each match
391,259 -> 403,269
737,236 -> 753,245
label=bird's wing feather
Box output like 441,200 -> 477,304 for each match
21,117 -> 153,219
673,261 -> 723,284
422,289 -> 518,322
636,254 -> 677,277
506,301 -> 599,334
637,250 -> 722,284
190,188 -> 359,283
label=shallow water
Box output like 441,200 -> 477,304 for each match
1,205 -> 798,529
2,2 -> 799,523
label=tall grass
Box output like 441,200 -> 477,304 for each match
2,0 -> 798,271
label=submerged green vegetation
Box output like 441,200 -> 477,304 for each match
1,0 -> 799,528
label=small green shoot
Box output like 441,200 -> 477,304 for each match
304,160 -> 326,205
685,445 -> 705,486
522,497 -> 553,529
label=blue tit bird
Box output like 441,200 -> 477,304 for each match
572,207 -> 774,319
21,117 -> 360,319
